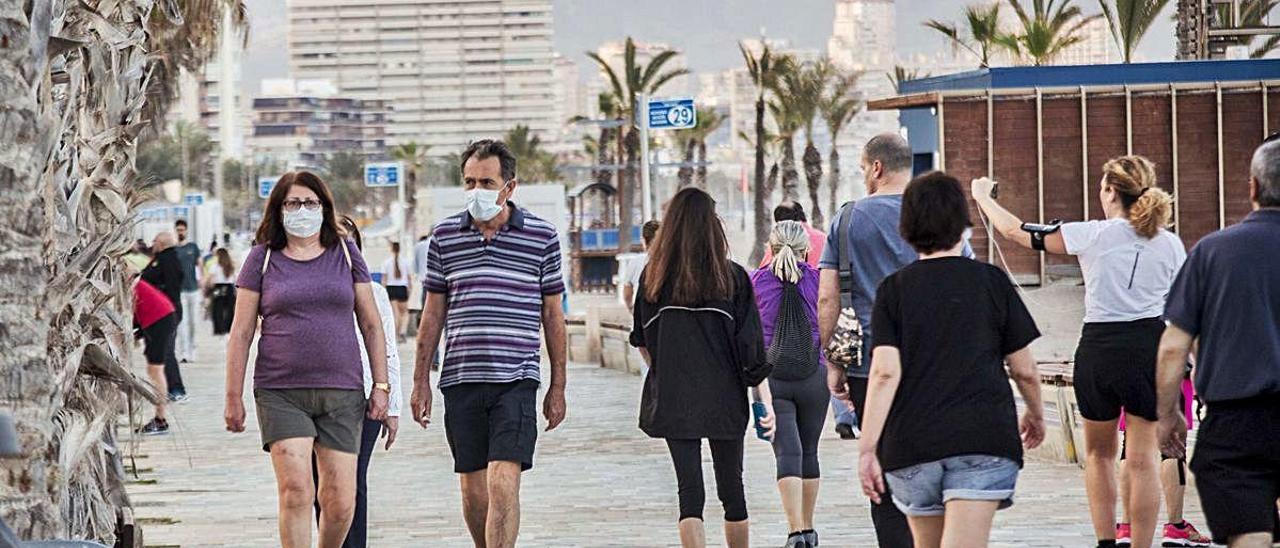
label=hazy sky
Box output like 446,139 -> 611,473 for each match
240,0 -> 1176,97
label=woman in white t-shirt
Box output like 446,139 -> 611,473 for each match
380,241 -> 411,342
971,156 -> 1186,548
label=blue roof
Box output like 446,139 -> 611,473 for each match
899,59 -> 1280,94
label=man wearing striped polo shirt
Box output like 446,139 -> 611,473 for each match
411,139 -> 567,548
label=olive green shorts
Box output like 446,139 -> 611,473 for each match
253,388 -> 366,454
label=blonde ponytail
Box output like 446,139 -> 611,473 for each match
768,220 -> 809,284
1103,155 -> 1172,239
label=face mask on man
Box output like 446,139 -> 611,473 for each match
466,183 -> 508,221
282,207 -> 324,238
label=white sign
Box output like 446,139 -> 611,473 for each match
365,162 -> 403,188
646,97 -> 697,130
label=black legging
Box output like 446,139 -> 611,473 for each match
769,366 -> 827,480
666,438 -> 747,523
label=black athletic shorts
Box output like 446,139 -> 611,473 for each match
1072,318 -> 1163,422
1190,395 -> 1280,545
441,379 -> 539,473
385,285 -> 409,302
141,313 -> 177,365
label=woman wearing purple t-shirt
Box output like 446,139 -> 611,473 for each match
225,171 -> 389,548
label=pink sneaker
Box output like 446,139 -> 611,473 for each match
1162,521 -> 1211,547
1117,522 -> 1132,547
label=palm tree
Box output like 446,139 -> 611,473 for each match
587,37 -> 689,250
503,124 -> 558,183
887,65 -> 930,93
694,110 -> 725,190
785,59 -> 833,227
821,72 -> 862,217
390,141 -> 430,238
1234,0 -> 1280,57
924,3 -> 1020,67
3,0 -> 243,540
768,55 -> 805,204
1008,0 -> 1104,65
1098,0 -> 1172,62
741,40 -> 783,266
570,92 -> 622,187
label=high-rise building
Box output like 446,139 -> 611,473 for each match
247,79 -> 391,171
551,54 -> 589,153
168,54 -> 245,159
828,0 -> 899,199
1056,17 -> 1119,65
287,0 -> 558,152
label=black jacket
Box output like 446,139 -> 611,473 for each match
630,262 -> 770,440
141,248 -> 184,321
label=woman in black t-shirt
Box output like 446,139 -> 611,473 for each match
857,172 -> 1047,548
630,188 -> 775,548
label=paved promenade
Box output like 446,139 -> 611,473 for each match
125,329 -> 1204,547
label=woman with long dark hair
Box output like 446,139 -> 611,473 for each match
972,156 -> 1188,548
205,247 -> 238,335
629,187 -> 774,548
224,171 -> 390,548
380,241 -> 411,342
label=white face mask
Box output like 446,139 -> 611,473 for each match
282,207 -> 324,238
466,184 -> 507,221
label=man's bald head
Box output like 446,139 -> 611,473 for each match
152,231 -> 175,251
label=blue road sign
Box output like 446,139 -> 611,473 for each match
258,177 -> 277,199
364,162 -> 403,188
171,205 -> 191,219
646,97 -> 697,130
183,193 -> 205,206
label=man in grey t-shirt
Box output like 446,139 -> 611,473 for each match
817,133 -> 918,547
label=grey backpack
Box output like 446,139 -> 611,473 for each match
766,282 -> 819,381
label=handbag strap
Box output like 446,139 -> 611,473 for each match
834,201 -> 857,296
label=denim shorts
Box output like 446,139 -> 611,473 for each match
884,454 -> 1020,517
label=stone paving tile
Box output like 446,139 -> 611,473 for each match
126,330 -> 1205,547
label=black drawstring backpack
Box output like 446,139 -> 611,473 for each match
766,282 -> 819,381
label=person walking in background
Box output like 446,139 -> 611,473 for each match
224,171 -> 390,548
311,216 -> 404,548
630,187 -> 774,548
1157,138 -> 1280,548
971,155 -> 1184,548
413,233 -> 431,311
752,220 -> 827,548
759,202 -> 826,268
204,248 -> 238,336
816,133 -> 927,547
761,201 -> 851,440
622,220 -> 661,314
172,219 -> 203,363
1116,374 -> 1209,547
859,172 -> 1046,548
134,276 -> 178,436
142,231 -> 188,403
380,241 -> 411,342
410,140 -> 567,548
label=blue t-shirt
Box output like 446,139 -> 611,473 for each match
819,194 -> 972,377
1164,209 -> 1280,403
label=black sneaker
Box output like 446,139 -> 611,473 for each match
803,529 -> 818,546
783,532 -> 811,548
138,418 -> 169,436
168,392 -> 189,403
835,423 -> 857,440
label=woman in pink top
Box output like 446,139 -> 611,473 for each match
759,202 -> 826,268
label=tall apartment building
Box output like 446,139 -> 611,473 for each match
828,0 -> 899,199
287,0 -> 558,152
247,79 -> 392,171
1056,17 -> 1119,65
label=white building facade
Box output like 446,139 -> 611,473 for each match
287,0 -> 559,152
828,0 -> 899,200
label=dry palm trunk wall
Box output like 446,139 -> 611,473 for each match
1,0 -> 160,541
